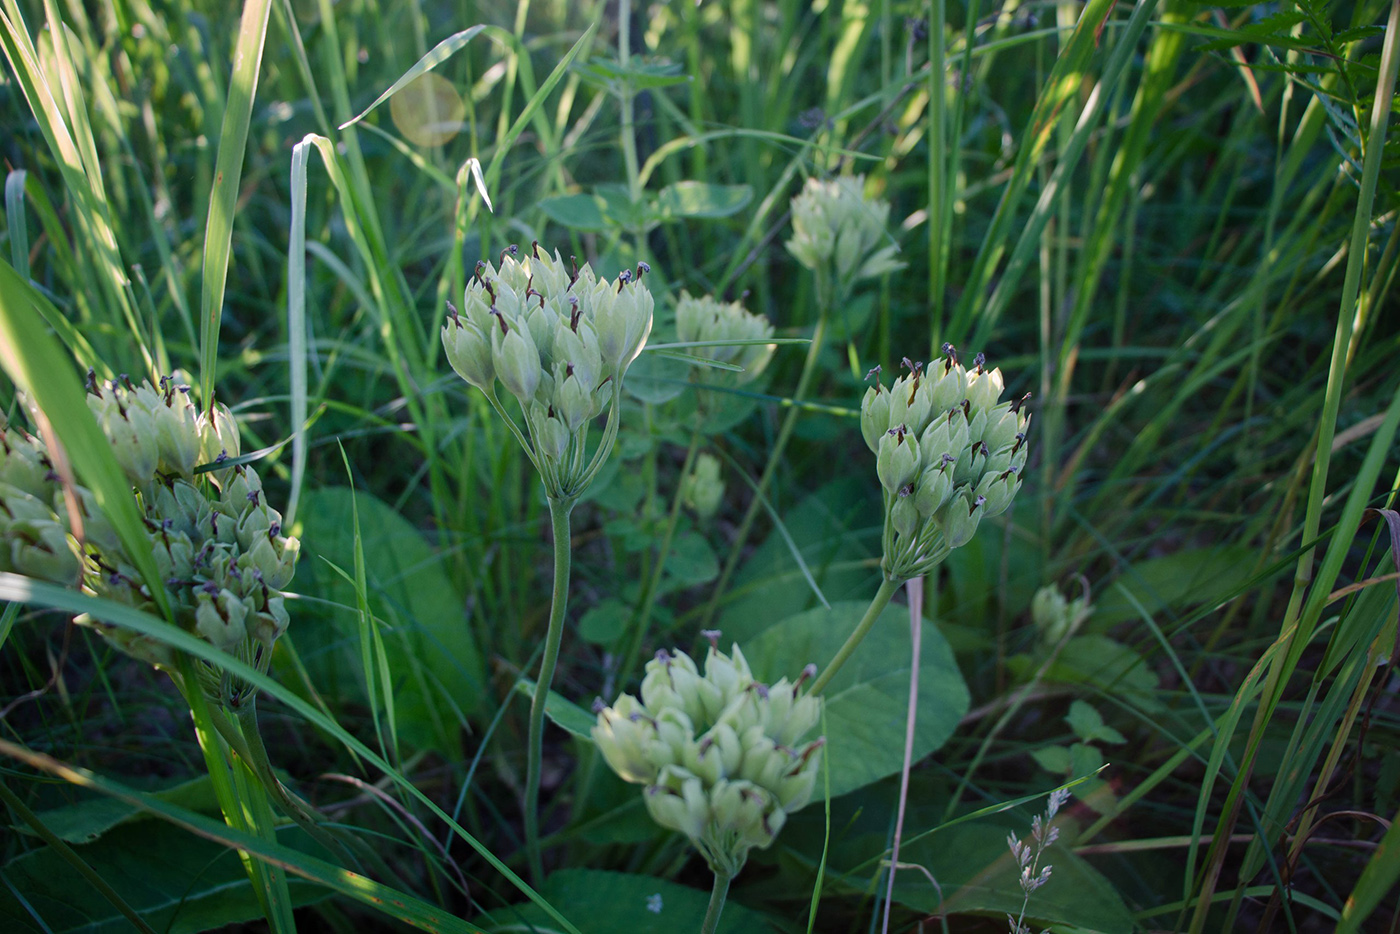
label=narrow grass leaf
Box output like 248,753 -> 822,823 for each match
198,0 -> 273,405
340,26 -> 488,129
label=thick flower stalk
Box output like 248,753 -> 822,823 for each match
811,345 -> 1030,696
674,291 -> 776,389
442,243 -> 654,502
594,635 -> 823,932
81,376 -> 299,707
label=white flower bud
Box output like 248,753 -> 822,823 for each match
442,319 -> 495,390
492,322 -> 542,403
876,427 -> 920,496
966,365 -> 1005,416
861,385 -> 890,454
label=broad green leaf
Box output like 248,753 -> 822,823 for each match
742,601 -> 969,798
513,678 -> 596,740
1066,700 -> 1127,745
0,820 -> 328,934
1090,545 -> 1257,627
20,776 -> 216,844
719,478 -> 880,640
653,181 -> 752,220
296,487 -> 486,749
579,598 -> 632,645
663,531 -> 718,586
479,869 -> 773,933
537,193 -> 610,231
1010,636 -> 1162,711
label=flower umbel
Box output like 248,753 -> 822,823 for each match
861,347 -> 1030,581
1,376 -> 300,707
442,244 -> 654,501
592,636 -> 824,878
673,291 -> 776,387
786,175 -> 904,293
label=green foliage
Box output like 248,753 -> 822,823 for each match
2,0 -> 1399,929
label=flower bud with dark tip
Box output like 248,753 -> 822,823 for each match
593,640 -> 823,878
876,426 -> 920,495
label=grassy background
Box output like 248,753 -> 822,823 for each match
1,0 -> 1399,930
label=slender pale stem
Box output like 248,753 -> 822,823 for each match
811,576 -> 902,697
704,301 -> 832,629
524,495 -> 575,884
880,577 -> 922,933
700,870 -> 732,934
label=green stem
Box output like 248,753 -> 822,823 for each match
524,495 -> 575,884
703,303 -> 831,629
233,703 -> 368,871
699,870 -> 732,934
810,577 -> 901,697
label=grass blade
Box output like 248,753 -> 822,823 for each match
339,26 -> 488,130
198,0 -> 273,405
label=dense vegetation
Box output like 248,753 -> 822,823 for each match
1,0 -> 1398,930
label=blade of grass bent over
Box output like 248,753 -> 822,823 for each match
339,26 -> 488,129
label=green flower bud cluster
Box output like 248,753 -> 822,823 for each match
78,375 -> 299,705
786,175 -> 903,291
673,291 -> 775,386
442,244 -> 654,501
860,346 -> 1031,581
1031,583 -> 1092,646
681,453 -> 725,520
592,637 -> 824,878
0,426 -> 82,585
